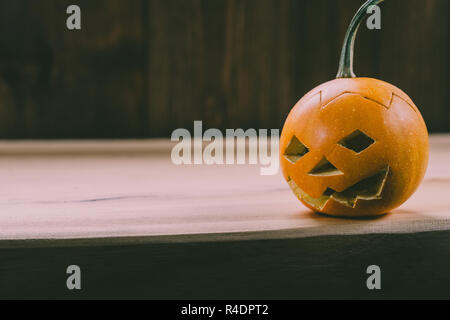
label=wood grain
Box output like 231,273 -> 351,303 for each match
0,0 -> 448,139
0,0 -> 146,138
0,135 -> 450,299
0,135 -> 448,244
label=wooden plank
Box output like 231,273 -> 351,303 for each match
0,135 -> 448,243
0,0 -> 146,139
378,0 -> 450,132
0,135 -> 449,299
3,231 -> 450,299
136,0 -> 446,135
147,0 -> 208,136
0,0 -> 447,138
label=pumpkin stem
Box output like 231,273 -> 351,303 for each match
336,0 -> 385,79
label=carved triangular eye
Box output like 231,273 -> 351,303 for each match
338,130 -> 375,153
284,136 -> 309,163
308,157 -> 343,176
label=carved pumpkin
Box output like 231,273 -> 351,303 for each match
280,0 -> 429,217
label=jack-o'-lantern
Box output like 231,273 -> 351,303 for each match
280,0 -> 429,217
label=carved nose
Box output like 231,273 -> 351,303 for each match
308,157 -> 343,176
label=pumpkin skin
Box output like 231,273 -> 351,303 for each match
280,77 -> 429,217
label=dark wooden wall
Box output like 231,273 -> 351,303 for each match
0,0 -> 448,139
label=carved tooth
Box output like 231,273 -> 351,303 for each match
331,167 -> 389,208
287,167 -> 390,210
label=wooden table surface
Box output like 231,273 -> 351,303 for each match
1,135 -> 449,299
0,135 -> 449,244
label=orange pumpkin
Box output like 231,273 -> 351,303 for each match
280,0 -> 429,217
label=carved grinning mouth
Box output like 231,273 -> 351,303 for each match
287,167 -> 390,210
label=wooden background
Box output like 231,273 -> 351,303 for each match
0,0 -> 448,139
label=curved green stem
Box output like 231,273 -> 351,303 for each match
336,0 -> 385,78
